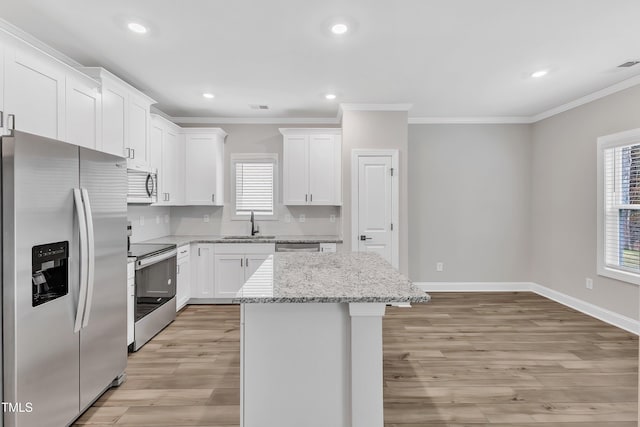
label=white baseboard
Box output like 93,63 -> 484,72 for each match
414,282 -> 639,335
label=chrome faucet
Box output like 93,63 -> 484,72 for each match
250,210 -> 259,236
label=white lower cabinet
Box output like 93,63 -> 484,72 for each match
213,244 -> 274,299
176,244 -> 191,311
193,243 -> 215,298
127,261 -> 135,346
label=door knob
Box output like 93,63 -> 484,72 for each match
360,235 -> 372,241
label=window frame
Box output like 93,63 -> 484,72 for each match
230,153 -> 278,221
597,128 -> 640,285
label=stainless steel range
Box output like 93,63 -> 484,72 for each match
128,243 -> 177,351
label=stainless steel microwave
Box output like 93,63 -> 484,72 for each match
127,166 -> 157,204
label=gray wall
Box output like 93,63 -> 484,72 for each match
171,123 -> 342,236
341,110 -> 409,274
531,85 -> 640,320
408,124 -> 532,282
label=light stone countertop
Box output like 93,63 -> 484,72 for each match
139,234 -> 343,246
233,252 -> 430,304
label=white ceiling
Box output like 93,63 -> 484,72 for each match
2,0 -> 640,121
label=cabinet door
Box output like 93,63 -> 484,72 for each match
65,75 -> 99,149
308,135 -> 341,205
185,134 -> 222,205
4,45 -> 65,139
164,127 -> 180,204
193,244 -> 215,298
245,253 -> 270,280
0,42 -> 6,136
176,256 -> 191,311
173,133 -> 186,205
100,82 -> 128,157
128,93 -> 150,167
214,254 -> 245,298
149,120 -> 164,204
283,135 -> 309,205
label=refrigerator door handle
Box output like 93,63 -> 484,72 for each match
73,189 -> 89,333
81,188 -> 96,328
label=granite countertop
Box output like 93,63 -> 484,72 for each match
140,234 -> 343,246
233,252 -> 429,304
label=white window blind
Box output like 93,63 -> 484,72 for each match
234,161 -> 274,216
603,143 -> 640,273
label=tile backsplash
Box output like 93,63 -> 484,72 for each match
127,205 -> 172,243
170,205 -> 341,236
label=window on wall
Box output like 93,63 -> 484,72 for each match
598,128 -> 640,285
232,154 -> 277,218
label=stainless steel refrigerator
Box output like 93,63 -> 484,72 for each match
1,131 -> 128,427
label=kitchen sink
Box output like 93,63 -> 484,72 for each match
223,235 -> 276,239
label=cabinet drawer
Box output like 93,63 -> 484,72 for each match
214,243 -> 275,254
177,244 -> 190,259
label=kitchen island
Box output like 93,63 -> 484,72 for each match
234,252 -> 429,427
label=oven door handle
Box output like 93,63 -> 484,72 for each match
136,249 -> 177,270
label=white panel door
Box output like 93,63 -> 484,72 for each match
65,76 -> 99,149
101,83 -> 128,157
5,45 -> 65,139
283,135 -> 309,205
128,93 -> 150,167
308,135 -> 336,205
214,254 -> 245,298
176,256 -> 191,310
193,244 -> 215,298
357,156 -> 393,263
185,134 -> 219,205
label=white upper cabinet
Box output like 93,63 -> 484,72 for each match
281,128 -> 342,206
128,92 -> 151,168
0,42 -> 6,136
150,114 -> 184,205
3,40 -> 65,140
82,68 -> 155,163
65,74 -> 100,149
98,76 -> 128,157
184,128 -> 226,206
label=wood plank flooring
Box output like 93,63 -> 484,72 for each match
74,292 -> 638,426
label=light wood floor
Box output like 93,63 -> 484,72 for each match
74,292 -> 638,426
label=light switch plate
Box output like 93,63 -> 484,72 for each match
204,214 -> 210,223
299,214 -> 305,223
329,214 -> 336,223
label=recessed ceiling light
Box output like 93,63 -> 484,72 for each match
325,93 -> 337,100
202,93 -> 215,99
127,22 -> 148,34
531,69 -> 548,78
331,23 -> 348,35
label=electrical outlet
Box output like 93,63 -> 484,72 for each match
284,214 -> 291,223
330,214 -> 336,223
156,215 -> 161,224
436,262 -> 444,272
586,277 -> 593,290
164,214 -> 170,224
299,214 -> 305,223
203,214 -> 210,223
139,216 -> 145,226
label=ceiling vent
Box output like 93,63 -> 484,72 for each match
618,61 -> 640,68
249,104 -> 269,110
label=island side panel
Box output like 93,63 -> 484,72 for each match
349,303 -> 387,427
241,303 -> 350,427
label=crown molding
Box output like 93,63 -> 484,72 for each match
279,128 -> 341,136
171,116 -> 340,125
529,74 -> 640,123
338,103 -> 413,119
0,18 -> 83,69
408,116 -> 533,124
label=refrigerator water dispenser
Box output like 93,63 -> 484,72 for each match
32,241 -> 69,307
